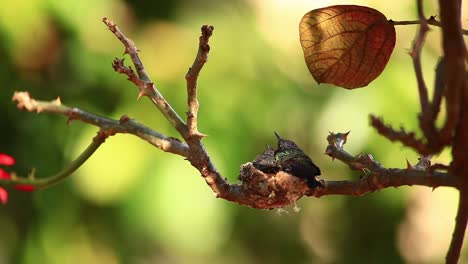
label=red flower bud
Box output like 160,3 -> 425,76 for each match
0,188 -> 7,204
15,185 -> 35,192
0,153 -> 15,166
0,169 -> 11,180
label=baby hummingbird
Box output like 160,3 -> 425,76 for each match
252,145 -> 280,174
273,132 -> 322,188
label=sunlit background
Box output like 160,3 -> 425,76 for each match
1,0 -> 467,263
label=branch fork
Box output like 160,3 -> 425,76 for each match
5,3 -> 468,262
314,132 -> 455,198
371,0 -> 467,259
9,17 -> 460,211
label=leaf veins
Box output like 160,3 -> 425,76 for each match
300,5 -> 396,89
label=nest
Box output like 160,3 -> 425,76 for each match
238,162 -> 310,209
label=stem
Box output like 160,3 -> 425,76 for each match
103,18 -> 232,201
306,132 -> 458,198
446,191 -> 468,263
391,18 -> 468,35
102,17 -> 190,139
0,132 -> 106,189
35,132 -> 106,189
412,0 -> 430,113
186,25 -> 213,138
439,0 -> 467,262
12,91 -> 189,157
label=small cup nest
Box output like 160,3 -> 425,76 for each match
238,162 -> 310,209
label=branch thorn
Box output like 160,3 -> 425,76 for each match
137,91 -> 147,100
406,159 -> 414,170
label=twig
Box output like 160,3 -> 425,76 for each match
102,17 -> 189,138
186,25 -> 213,139
103,17 -> 234,202
410,0 -> 439,148
10,91 -> 460,208
306,132 -> 457,197
390,17 -> 468,35
111,58 -> 146,98
411,0 -> 430,112
438,0 -> 467,262
447,191 -> 468,263
10,93 -> 462,207
369,115 -> 432,155
102,18 -> 149,82
407,4 -> 451,154
430,57 -> 446,120
0,126 -> 106,189
437,2 -> 464,148
418,58 -> 447,152
103,18 -> 460,209
12,92 -> 189,157
0,136 -> 101,189
10,18 -> 461,212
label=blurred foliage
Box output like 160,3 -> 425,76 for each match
0,0 -> 466,263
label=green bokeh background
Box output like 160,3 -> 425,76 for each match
0,0 -> 466,263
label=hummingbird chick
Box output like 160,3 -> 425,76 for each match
273,132 -> 322,188
252,145 -> 280,174
252,133 -> 322,188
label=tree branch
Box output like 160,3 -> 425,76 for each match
437,11 -> 465,150
0,124 -> 106,189
8,129 -> 105,189
410,0 -> 443,150
185,25 -> 213,139
102,18 -> 235,205
377,1 -> 452,155
437,0 -> 468,262
390,17 -> 468,35
411,0 -> 430,113
10,19 -> 458,210
430,58 -> 446,121
306,132 -> 457,197
8,14 -> 462,216
12,92 -> 189,157
447,191 -> 468,263
369,115 -> 433,154
3,132 -> 106,189
85,18 -> 461,209
102,17 -> 189,138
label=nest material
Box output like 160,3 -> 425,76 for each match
238,163 -> 309,209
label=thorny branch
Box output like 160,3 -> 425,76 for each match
412,0 -> 430,113
103,17 -> 188,137
2,0 -> 466,260
0,130 -> 105,189
376,0 -> 467,262
390,17 -> 468,35
186,25 -> 213,139
431,58 -> 446,121
439,0 -> 467,262
372,2 -> 468,159
102,17 -> 460,208
10,91 -> 458,208
306,132 -> 457,197
103,17 -> 235,203
370,115 -> 430,154
0,0 -> 464,259
410,0 -> 441,150
12,92 -> 189,157
8,17 -> 459,210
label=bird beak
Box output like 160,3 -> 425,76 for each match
274,132 -> 282,140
